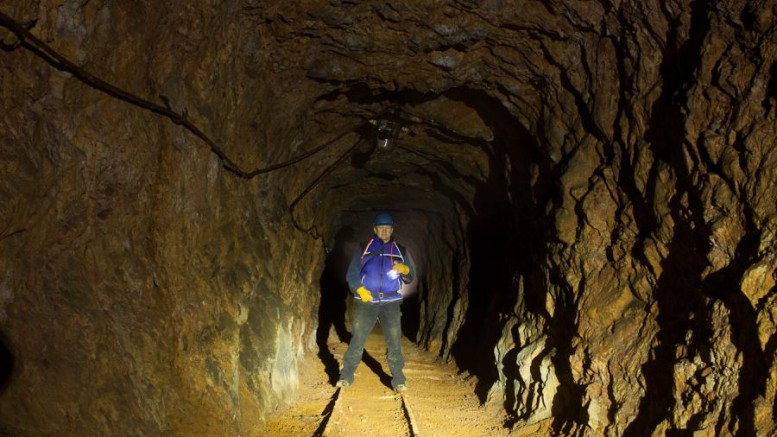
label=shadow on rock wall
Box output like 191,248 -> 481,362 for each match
445,87 -> 543,404
317,226 -> 355,383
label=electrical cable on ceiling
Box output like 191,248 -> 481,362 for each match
288,135 -> 364,239
1,12 -> 393,241
0,11 -> 363,179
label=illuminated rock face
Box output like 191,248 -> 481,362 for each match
1,1 -> 775,435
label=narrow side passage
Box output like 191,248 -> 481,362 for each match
0,334 -> 12,392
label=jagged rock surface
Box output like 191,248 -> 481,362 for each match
1,1 -> 775,436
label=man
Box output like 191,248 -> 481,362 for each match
337,212 -> 415,392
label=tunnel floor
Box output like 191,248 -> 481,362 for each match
255,330 -> 548,437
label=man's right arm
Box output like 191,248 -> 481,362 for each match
345,250 -> 362,292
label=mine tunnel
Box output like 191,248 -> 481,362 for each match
1,1 -> 776,436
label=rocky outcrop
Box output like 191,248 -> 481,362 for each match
1,1 -> 775,435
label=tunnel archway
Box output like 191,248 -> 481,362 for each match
304,83 -> 582,424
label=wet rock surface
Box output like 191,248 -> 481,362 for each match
1,1 -> 776,435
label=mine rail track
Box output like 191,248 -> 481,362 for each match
255,333 -> 514,437
317,386 -> 421,437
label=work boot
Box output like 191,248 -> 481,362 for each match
394,383 -> 407,393
336,380 -> 350,388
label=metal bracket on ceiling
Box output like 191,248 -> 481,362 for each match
369,116 -> 410,150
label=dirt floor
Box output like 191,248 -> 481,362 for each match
254,328 -> 554,437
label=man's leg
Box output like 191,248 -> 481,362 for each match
379,301 -> 406,390
339,300 -> 378,385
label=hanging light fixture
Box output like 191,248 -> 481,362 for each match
370,118 -> 401,150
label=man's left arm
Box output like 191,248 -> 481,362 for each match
402,251 -> 415,283
394,248 -> 415,284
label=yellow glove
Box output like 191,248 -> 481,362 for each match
355,286 -> 373,302
393,262 -> 410,275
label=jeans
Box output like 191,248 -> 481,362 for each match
339,299 -> 405,389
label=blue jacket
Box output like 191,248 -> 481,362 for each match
346,237 -> 415,302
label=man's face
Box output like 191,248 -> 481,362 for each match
374,225 -> 394,242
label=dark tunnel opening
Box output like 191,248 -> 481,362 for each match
313,84 -> 570,417
0,333 -> 13,394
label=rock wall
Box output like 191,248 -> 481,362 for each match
1,1 -> 328,435
1,0 -> 776,436
483,3 -> 777,435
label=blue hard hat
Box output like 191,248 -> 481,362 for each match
373,212 -> 394,226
